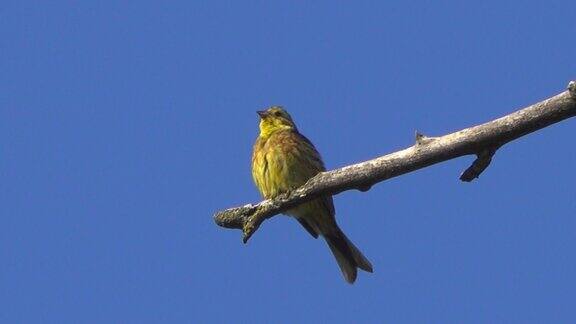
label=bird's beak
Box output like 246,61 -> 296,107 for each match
257,110 -> 268,118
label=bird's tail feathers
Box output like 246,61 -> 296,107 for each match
324,229 -> 373,284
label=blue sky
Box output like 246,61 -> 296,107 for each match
1,1 -> 575,323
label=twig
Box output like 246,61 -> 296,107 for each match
215,81 -> 576,242
459,146 -> 498,182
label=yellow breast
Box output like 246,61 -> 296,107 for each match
252,130 -> 312,199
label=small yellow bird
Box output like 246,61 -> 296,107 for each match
252,106 -> 373,283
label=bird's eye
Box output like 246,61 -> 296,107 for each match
273,111 -> 281,117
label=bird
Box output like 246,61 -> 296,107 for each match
251,106 -> 373,283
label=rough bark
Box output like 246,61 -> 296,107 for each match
215,81 -> 576,243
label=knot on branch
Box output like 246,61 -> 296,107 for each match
569,81 -> 576,98
415,131 -> 436,145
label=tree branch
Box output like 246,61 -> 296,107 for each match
215,81 -> 576,243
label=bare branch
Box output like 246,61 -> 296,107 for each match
215,81 -> 576,242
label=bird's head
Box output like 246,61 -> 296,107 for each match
257,106 -> 297,138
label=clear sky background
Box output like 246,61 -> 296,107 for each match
1,1 -> 575,323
